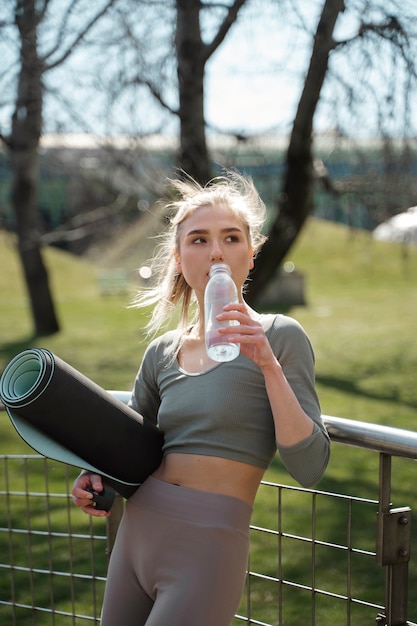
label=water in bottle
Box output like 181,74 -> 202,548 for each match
204,263 -> 240,362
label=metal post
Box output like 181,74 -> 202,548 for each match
376,453 -> 411,625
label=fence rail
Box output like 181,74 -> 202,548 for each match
1,403 -> 416,625
323,414 -> 417,458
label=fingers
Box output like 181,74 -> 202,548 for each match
217,306 -> 277,367
73,472 -> 103,493
72,472 -> 110,517
222,302 -> 248,315
218,307 -> 256,326
79,502 -> 110,518
217,312 -> 264,337
72,492 -> 110,517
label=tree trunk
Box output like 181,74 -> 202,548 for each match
11,0 -> 60,335
247,0 -> 345,304
175,0 -> 211,184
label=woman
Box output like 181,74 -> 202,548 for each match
72,171 -> 330,626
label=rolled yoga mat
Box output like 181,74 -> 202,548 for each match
0,348 -> 164,499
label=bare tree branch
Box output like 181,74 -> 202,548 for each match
335,12 -> 417,86
43,0 -> 119,71
41,198 -> 127,244
358,15 -> 407,43
37,0 -> 52,24
203,0 -> 248,61
122,75 -> 178,116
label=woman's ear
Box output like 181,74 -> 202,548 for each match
249,249 -> 255,270
174,252 -> 182,274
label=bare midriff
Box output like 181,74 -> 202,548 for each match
152,453 -> 265,507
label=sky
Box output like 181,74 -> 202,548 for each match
38,1 -> 345,139
181,2 -> 333,138
1,0 -> 416,142
203,2 -> 415,140
204,3 -> 307,136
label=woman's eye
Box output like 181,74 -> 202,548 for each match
192,237 -> 206,244
226,235 -> 239,242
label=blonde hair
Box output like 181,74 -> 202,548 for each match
132,170 -> 268,336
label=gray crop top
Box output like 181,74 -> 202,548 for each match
129,314 -> 330,487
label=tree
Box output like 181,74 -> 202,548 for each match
2,0 -> 417,328
0,0 -> 119,335
247,0 -> 345,302
175,0 -> 248,183
98,0 -> 248,183
247,0 -> 417,303
0,0 -> 249,336
93,0 -> 417,303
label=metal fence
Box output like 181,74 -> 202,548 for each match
1,409 -> 417,626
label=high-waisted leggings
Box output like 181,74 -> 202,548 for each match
100,475 -> 252,626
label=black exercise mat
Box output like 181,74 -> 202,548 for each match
0,348 -> 164,498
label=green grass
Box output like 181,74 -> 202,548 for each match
1,220 -> 417,625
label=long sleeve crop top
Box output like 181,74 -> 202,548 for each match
129,313 -> 330,487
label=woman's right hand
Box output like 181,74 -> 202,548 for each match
72,471 -> 110,517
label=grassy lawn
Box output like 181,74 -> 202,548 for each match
1,218 -> 417,625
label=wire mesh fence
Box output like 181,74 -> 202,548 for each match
0,455 -> 107,625
0,461 -> 404,626
234,482 -> 384,625
1,413 -> 417,625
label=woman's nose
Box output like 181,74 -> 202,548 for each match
210,244 -> 224,262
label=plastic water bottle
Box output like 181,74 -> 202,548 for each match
204,263 -> 240,362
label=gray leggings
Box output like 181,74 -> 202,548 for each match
100,475 -> 252,626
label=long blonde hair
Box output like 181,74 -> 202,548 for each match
132,171 -> 268,336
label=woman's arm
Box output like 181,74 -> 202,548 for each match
219,303 -> 330,486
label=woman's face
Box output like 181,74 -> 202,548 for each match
175,203 -> 254,300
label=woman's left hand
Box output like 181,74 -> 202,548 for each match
217,303 -> 276,369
